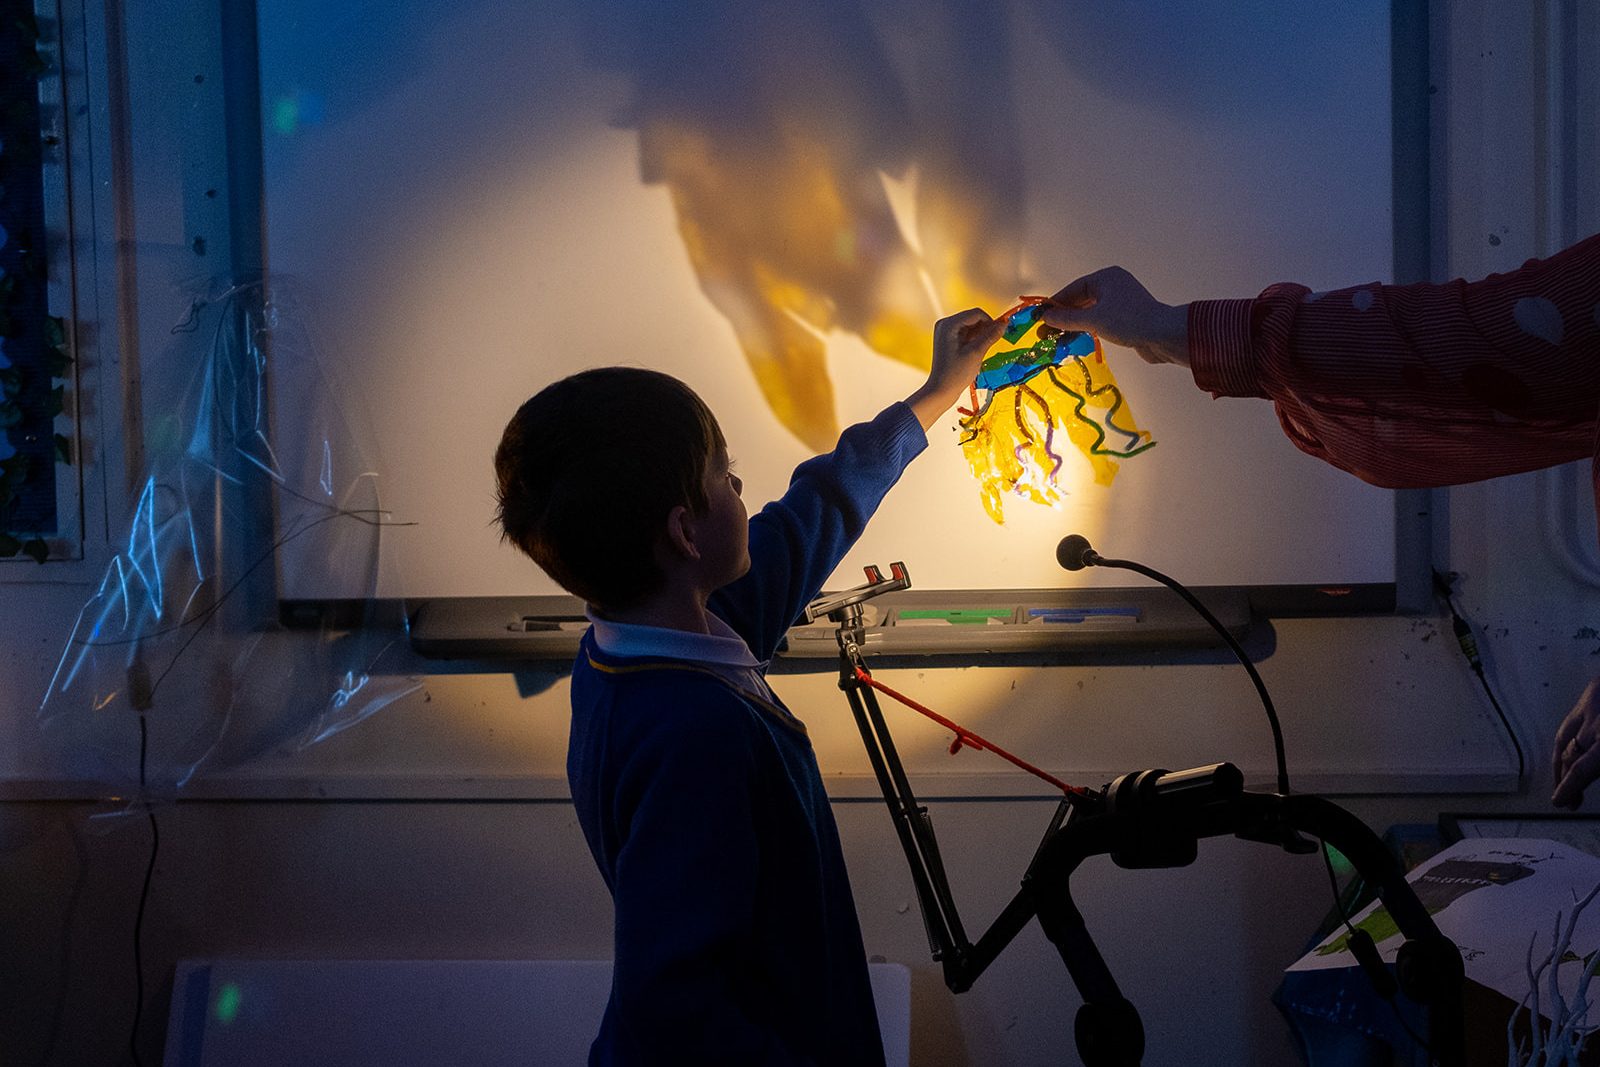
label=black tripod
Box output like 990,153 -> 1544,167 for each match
805,565 -> 1465,1067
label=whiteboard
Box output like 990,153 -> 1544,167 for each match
258,0 -> 1396,599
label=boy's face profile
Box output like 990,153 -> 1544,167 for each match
493,366 -> 746,612
694,444 -> 751,590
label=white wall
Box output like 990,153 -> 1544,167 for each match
1,1 -> 1597,1065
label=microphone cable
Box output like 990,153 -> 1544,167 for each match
1061,534 -> 1454,1048
1058,534 -> 1290,795
128,660 -> 159,1067
1057,535 -> 1458,1040
1432,570 -> 1524,787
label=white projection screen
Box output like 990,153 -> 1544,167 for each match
258,0 -> 1400,601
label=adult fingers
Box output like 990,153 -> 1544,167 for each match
1049,274 -> 1100,309
1050,265 -> 1131,308
1553,744 -> 1600,808
1554,711 -> 1580,786
1552,680 -> 1600,806
1039,305 -> 1101,334
1555,704 -> 1582,751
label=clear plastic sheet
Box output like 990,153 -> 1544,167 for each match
39,280 -> 419,801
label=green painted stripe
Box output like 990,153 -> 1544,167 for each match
897,609 -> 1012,625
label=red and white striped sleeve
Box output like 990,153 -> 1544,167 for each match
1187,233 -> 1600,516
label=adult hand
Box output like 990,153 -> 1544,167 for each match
1039,266 -> 1191,368
1551,677 -> 1600,808
906,307 -> 1005,429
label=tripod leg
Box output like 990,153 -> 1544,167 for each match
1397,935 -> 1465,1067
1034,887 -> 1145,1066
1074,999 -> 1146,1067
851,675 -> 971,949
843,681 -> 954,958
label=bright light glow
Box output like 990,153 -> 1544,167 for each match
958,312 -> 1154,523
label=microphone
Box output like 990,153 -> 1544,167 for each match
1055,533 -> 1290,795
1055,534 -> 1101,571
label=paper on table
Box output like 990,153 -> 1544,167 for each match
1288,838 -> 1600,1010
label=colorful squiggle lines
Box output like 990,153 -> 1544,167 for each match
957,298 -> 1155,524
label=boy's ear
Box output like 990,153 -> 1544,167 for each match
663,504 -> 701,561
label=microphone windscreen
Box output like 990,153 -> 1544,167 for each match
1057,534 -> 1094,571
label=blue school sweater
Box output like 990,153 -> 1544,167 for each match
568,402 -> 926,1066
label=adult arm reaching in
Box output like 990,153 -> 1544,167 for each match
1040,236 -> 1600,807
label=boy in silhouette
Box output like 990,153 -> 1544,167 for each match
494,308 -> 1002,1064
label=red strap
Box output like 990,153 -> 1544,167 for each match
853,667 -> 1089,797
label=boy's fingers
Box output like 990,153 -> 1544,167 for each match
954,310 -> 1003,345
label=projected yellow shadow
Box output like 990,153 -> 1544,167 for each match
640,120 -> 1014,452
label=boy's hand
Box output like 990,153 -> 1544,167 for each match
906,308 -> 1006,430
1040,266 -> 1191,368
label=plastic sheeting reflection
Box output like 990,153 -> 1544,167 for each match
39,281 -> 419,796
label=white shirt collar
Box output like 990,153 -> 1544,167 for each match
585,607 -> 764,669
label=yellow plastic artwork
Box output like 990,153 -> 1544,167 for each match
957,299 -> 1156,524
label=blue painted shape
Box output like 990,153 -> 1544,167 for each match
1028,606 -> 1142,623
1057,331 -> 1096,356
973,332 -> 1095,392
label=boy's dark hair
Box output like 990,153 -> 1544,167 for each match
494,367 -> 726,610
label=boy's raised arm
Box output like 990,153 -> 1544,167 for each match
711,310 -> 1002,660
906,309 -> 1007,429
